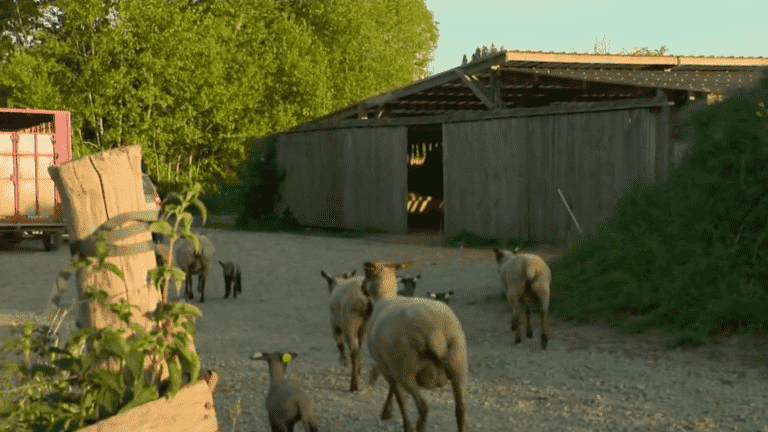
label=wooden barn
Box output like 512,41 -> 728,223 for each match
264,51 -> 767,246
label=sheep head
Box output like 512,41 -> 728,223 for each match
362,261 -> 410,300
320,269 -> 357,294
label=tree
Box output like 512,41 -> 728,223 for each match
463,43 -> 505,64
0,0 -> 439,193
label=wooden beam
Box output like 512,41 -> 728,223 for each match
454,69 -> 496,109
284,97 -> 672,133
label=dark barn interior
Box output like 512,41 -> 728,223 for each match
407,123 -> 444,232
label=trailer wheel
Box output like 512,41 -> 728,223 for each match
43,232 -> 61,251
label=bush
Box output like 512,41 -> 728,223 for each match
551,70 -> 768,347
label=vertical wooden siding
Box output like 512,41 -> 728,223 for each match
443,106 -> 670,246
277,130 -> 344,228
277,127 -> 407,232
342,127 -> 407,232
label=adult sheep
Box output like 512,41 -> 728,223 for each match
321,269 -> 370,392
363,261 -> 467,432
493,247 -> 551,349
176,234 -> 216,302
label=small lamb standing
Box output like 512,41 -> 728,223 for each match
363,261 -> 467,432
426,291 -> 454,304
493,247 -> 552,349
219,260 -> 242,299
252,351 -> 319,432
176,234 -> 215,302
396,274 -> 421,296
320,269 -> 369,392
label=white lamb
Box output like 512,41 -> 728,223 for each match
362,261 -> 467,432
493,247 -> 552,349
320,269 -> 369,392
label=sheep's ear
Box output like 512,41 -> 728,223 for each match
251,351 -> 263,360
396,276 -> 403,282
493,248 -> 505,263
349,269 -> 356,277
219,260 -> 224,267
427,292 -> 436,298
321,271 -> 332,282
513,246 -> 522,254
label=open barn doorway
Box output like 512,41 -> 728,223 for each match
407,124 -> 444,233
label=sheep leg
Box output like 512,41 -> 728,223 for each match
525,306 -> 533,338
223,276 -> 231,299
541,303 -> 550,350
510,294 -> 522,344
333,326 -> 348,366
198,272 -> 206,303
388,380 -> 414,432
380,385 -> 394,419
400,380 -> 428,432
185,271 -> 194,300
269,421 -> 288,432
235,273 -> 242,297
348,333 -> 361,392
446,365 -> 467,432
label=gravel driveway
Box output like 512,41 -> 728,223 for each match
2,229 -> 767,431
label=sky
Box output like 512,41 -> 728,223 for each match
425,0 -> 768,75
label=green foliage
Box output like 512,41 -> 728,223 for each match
552,70 -> 768,347
0,0 -> 439,195
0,183 -> 208,431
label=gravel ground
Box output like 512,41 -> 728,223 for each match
2,229 -> 768,431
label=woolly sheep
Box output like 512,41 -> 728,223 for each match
362,261 -> 467,432
251,351 -> 319,432
320,269 -> 369,392
396,274 -> 421,296
219,260 -> 242,299
493,247 -> 552,349
176,234 -> 216,302
426,291 -> 454,304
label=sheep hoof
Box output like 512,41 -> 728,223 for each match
350,383 -> 358,392
526,329 -> 533,338
515,337 -> 522,345
541,336 -> 548,350
380,409 -> 392,420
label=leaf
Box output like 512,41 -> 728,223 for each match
165,358 -> 182,399
117,385 -> 158,414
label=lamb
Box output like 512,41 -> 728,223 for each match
175,234 -> 216,302
362,261 -> 467,432
493,247 -> 552,349
426,291 -> 454,304
396,274 -> 421,296
219,260 -> 242,299
251,351 -> 319,432
320,269 -> 370,392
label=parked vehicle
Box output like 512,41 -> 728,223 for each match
0,108 -> 72,251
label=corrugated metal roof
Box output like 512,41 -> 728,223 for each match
283,50 -> 767,132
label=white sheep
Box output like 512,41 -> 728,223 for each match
219,260 -> 242,299
175,234 -> 216,302
320,269 -> 370,392
493,247 -> 552,349
362,261 -> 467,432
251,351 -> 319,432
396,274 -> 421,296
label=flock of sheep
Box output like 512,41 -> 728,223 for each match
164,233 -> 552,432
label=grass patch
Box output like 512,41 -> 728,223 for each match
549,72 -> 768,348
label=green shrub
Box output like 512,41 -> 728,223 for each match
0,184 -> 209,431
551,70 -> 768,347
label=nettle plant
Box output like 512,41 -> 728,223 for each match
0,183 -> 210,431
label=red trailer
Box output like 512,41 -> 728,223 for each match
0,108 -> 72,251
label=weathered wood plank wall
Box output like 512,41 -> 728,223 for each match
277,126 -> 407,232
443,105 -> 670,246
342,127 -> 407,232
